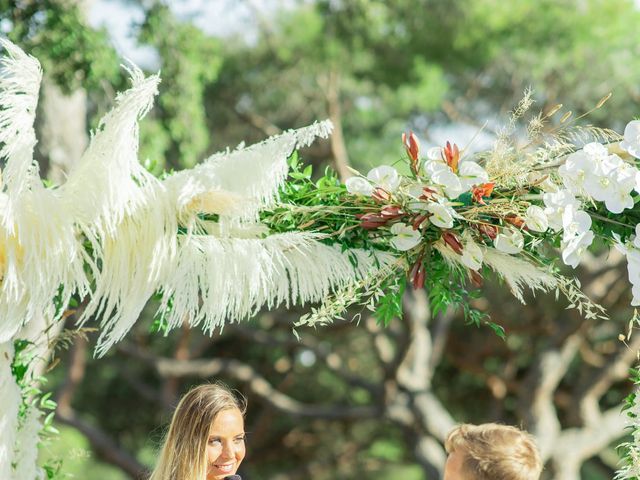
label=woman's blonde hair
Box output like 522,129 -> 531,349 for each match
445,423 -> 542,480
149,383 -> 247,480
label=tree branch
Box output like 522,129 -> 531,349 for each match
324,69 -> 352,181
120,344 -> 380,420
56,409 -> 148,480
521,331 -> 583,460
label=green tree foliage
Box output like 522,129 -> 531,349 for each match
0,0 -> 119,92
137,3 -> 222,170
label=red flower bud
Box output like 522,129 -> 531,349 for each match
412,214 -> 429,230
402,131 -> 420,175
444,141 -> 460,173
504,214 -> 526,229
419,187 -> 438,201
380,205 -> 404,219
357,213 -> 388,230
441,231 -> 463,254
469,269 -> 483,287
372,187 -> 392,203
476,223 -> 498,240
409,255 -> 426,289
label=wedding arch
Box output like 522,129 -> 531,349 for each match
1,39 -> 640,479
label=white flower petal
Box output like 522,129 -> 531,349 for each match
603,189 -> 634,214
390,223 -> 422,251
458,161 -> 489,191
620,120 -> 640,159
561,230 -> 594,268
561,205 -> 591,240
345,176 -> 373,196
426,202 -> 455,229
494,229 -> 524,255
524,205 -> 548,233
367,165 -> 401,192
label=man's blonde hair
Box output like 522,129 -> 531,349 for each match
445,423 -> 542,480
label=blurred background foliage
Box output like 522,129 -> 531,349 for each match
2,0 -> 640,478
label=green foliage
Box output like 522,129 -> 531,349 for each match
374,276 -> 405,327
616,366 -> 640,479
10,339 -> 62,477
138,4 -> 222,169
0,0 -> 120,92
262,153 -> 378,251
425,252 -> 492,332
40,425 -> 127,480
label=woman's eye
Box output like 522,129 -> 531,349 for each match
234,436 -> 246,443
208,438 -> 221,445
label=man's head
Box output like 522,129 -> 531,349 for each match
444,423 -> 542,480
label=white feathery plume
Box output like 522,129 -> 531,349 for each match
434,242 -> 465,270
0,342 -> 21,479
56,65 -> 171,355
163,120 -> 333,225
158,231 -> 389,334
61,64 -> 160,238
0,39 -> 42,223
0,190 -> 90,342
0,41 -> 88,341
90,192 -> 176,357
481,247 -> 556,303
434,243 -> 556,303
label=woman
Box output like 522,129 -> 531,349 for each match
150,383 -> 247,480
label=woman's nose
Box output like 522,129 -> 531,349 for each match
220,442 -> 235,459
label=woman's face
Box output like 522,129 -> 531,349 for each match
206,408 -> 246,479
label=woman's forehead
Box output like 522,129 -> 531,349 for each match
209,408 -> 244,433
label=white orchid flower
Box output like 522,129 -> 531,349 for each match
559,149 -> 596,194
620,120 -> 640,159
633,224 -> 640,249
367,165 -> 401,192
390,222 -> 422,251
632,282 -> 640,306
426,201 -> 455,229
604,187 -> 634,214
543,189 -> 580,231
494,228 -> 524,254
561,230 -> 594,268
561,205 -> 592,241
345,176 -> 374,196
524,205 -> 548,232
583,173 -> 616,203
627,248 -> 640,280
615,161 -> 638,188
